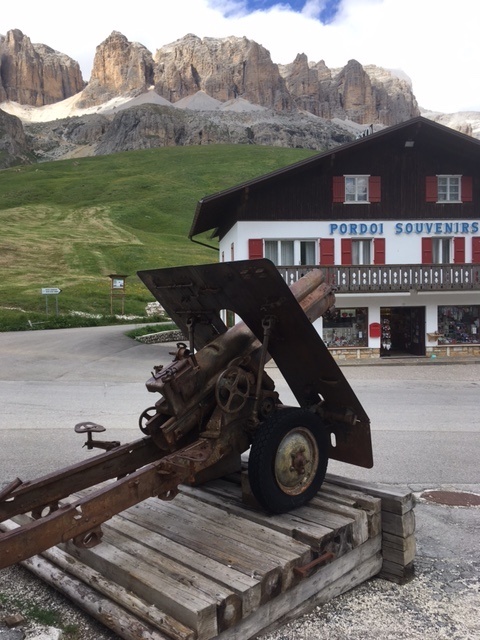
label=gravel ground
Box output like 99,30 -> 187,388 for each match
0,563 -> 118,640
1,500 -> 479,640
259,557 -> 480,640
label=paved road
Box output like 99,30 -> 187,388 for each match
0,325 -> 478,640
0,325 -> 479,487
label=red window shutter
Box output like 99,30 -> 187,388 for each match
319,238 -> 335,265
422,237 -> 433,264
425,176 -> 437,202
374,237 -> 386,264
332,176 -> 344,203
341,238 -> 352,265
248,239 -> 263,260
462,176 -> 473,202
369,176 -> 381,203
472,237 -> 480,263
454,237 -> 465,264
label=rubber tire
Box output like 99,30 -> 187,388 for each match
248,408 -> 329,514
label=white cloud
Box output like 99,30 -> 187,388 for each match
1,0 -> 479,113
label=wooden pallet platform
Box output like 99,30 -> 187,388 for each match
3,473 -> 415,640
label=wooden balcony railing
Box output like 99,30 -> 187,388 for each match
277,264 -> 480,292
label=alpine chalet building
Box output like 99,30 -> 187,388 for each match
189,117 -> 480,360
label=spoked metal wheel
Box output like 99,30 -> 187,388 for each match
248,408 -> 329,513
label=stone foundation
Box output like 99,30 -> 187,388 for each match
428,344 -> 480,358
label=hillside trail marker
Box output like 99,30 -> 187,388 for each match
41,287 -> 61,316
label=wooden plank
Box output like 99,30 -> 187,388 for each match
2,518 -> 188,639
15,554 -> 174,639
104,523 -> 242,632
320,482 -> 382,513
105,512 -> 263,617
237,472 -> 357,538
380,559 -> 415,584
316,484 -> 382,538
137,497 -> 310,594
325,474 -> 414,515
383,530 -> 416,550
174,492 -> 312,562
216,535 -> 382,640
118,500 -> 283,603
382,509 -> 415,538
44,546 -> 195,640
188,479 -> 360,563
62,537 -> 219,640
309,495 -> 369,547
182,481 -> 347,550
383,534 -> 416,566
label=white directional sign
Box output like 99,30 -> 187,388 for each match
41,288 -> 61,295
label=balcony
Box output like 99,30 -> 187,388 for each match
277,264 -> 480,293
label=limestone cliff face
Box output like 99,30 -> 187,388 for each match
333,59 -> 377,123
77,31 -> 155,108
364,65 -> 420,126
0,29 -> 420,126
0,107 -> 30,167
0,29 -> 84,106
278,54 -> 326,116
0,30 -> 428,165
280,57 -> 420,124
153,34 -> 292,110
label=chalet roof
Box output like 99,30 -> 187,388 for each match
189,116 -> 480,240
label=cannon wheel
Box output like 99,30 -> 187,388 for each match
248,408 -> 329,513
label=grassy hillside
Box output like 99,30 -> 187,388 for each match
0,144 -> 316,329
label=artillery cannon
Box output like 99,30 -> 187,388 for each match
0,259 -> 372,569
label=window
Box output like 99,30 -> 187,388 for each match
438,306 -> 480,344
423,237 -> 465,264
333,176 -> 381,204
352,239 -> 371,265
345,176 -> 369,202
265,240 -> 294,265
323,307 -> 368,347
432,238 -> 451,264
300,241 -> 316,265
264,240 -> 316,266
425,175 -> 472,203
341,238 -> 385,266
437,176 -> 460,202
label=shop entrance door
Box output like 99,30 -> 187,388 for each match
380,307 -> 426,357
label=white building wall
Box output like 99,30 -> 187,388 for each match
221,219 -> 480,264
218,219 -> 479,356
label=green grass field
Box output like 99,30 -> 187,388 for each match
0,144 -> 316,330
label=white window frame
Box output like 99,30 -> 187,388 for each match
344,175 -> 370,203
437,175 -> 461,203
432,237 -> 452,264
351,238 -> 372,265
264,239 -> 317,266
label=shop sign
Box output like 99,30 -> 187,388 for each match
395,221 -> 479,235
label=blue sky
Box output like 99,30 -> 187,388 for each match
241,0 -> 341,22
1,0 -> 480,113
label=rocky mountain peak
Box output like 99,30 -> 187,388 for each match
0,29 -> 84,106
77,31 -> 155,108
153,34 -> 292,110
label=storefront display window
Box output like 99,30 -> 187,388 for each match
323,308 -> 368,347
438,306 -> 480,344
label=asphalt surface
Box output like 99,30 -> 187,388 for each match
0,325 -> 479,639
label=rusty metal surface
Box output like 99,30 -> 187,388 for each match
139,259 -> 372,467
420,490 -> 480,507
0,259 -> 372,569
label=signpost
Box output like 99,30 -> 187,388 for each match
108,274 -> 128,315
41,287 -> 61,316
